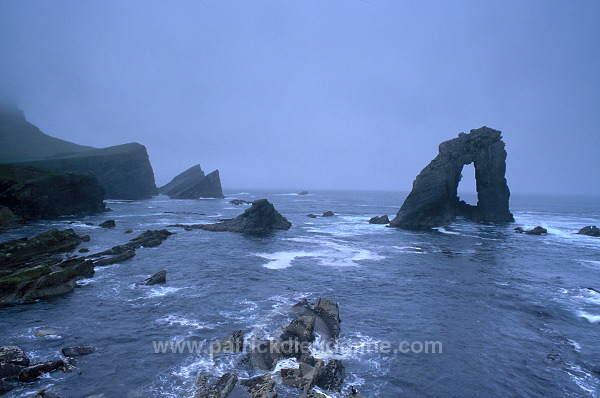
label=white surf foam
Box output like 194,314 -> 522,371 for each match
433,227 -> 461,235
155,314 -> 216,330
578,311 -> 600,323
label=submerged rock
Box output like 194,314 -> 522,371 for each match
160,165 -> 224,199
230,199 -> 252,205
0,164 -> 105,220
390,127 -> 514,229
201,199 -> 291,234
98,219 -> 116,228
34,328 -> 61,338
145,270 -> 167,285
577,225 -> 600,237
368,215 -> 389,224
61,346 -> 96,357
298,191 -> 309,195
306,214 -> 318,218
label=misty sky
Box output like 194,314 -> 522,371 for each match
1,1 -> 599,194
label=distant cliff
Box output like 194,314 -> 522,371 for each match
0,164 -> 106,220
159,165 -> 224,199
18,143 -> 158,200
0,105 -> 158,200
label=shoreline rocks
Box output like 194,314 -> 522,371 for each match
0,228 -> 173,305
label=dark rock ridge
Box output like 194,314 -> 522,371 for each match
0,164 -> 105,220
0,229 -> 173,305
577,226 -> 600,237
368,215 -> 389,224
390,127 -> 514,229
201,199 -> 291,234
159,165 -> 224,199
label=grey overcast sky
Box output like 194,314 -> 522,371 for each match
1,1 -> 599,194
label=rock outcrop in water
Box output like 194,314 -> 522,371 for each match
577,226 -> 600,237
0,164 -> 106,221
368,215 -> 389,224
390,127 -> 514,229
201,199 -> 291,234
159,165 -> 224,199
1,103 -> 158,200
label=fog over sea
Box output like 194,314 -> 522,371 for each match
1,190 -> 599,397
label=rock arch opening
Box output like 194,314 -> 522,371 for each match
457,162 -> 477,206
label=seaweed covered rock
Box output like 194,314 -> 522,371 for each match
201,199 -> 291,234
390,127 -> 513,229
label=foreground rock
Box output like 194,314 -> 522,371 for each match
159,165 -> 224,199
0,229 -> 173,305
368,215 -> 389,224
390,127 -> 514,229
240,373 -> 277,398
201,199 -> 291,234
145,270 -> 167,285
194,372 -> 238,398
577,226 -> 600,237
515,226 -> 547,235
0,164 -> 105,221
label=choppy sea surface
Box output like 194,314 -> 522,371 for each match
1,190 -> 599,398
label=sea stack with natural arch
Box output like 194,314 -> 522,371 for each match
390,126 -> 514,229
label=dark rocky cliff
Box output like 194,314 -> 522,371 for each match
18,143 -> 158,200
390,127 -> 513,229
1,105 -> 158,200
159,165 -> 224,199
0,164 -> 106,220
